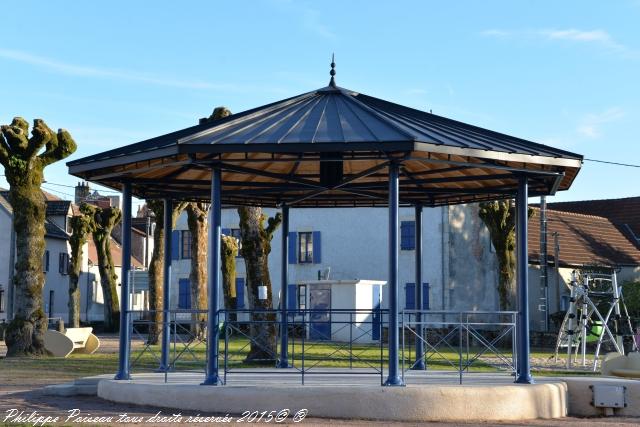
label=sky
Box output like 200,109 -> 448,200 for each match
0,0 -> 639,208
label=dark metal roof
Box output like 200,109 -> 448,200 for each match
45,200 -> 72,216
45,219 -> 69,240
68,74 -> 583,208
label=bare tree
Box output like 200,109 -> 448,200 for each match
238,207 -> 282,362
81,203 -> 122,331
479,200 -> 533,310
0,117 -> 76,356
146,200 -> 186,344
68,213 -> 92,328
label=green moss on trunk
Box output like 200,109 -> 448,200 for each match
146,200 -> 186,344
68,214 -> 92,328
479,200 -> 533,310
186,202 -> 210,337
0,117 -> 76,356
81,204 -> 122,332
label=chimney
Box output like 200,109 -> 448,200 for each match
75,182 -> 90,205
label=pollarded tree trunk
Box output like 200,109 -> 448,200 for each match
146,200 -> 186,344
186,202 -> 209,338
479,201 -> 533,310
68,214 -> 92,328
238,207 -> 282,362
0,117 -> 76,356
81,204 -> 122,332
221,235 -> 239,312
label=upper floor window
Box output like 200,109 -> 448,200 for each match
298,232 -> 313,264
288,231 -> 321,264
58,253 -> 69,275
181,230 -> 192,259
400,221 -> 415,250
43,250 -> 50,273
0,288 -> 5,313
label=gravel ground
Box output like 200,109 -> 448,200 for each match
1,337 -> 638,426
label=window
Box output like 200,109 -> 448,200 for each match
43,250 -> 50,273
236,278 -> 245,309
181,230 -> 192,259
0,288 -> 5,313
66,217 -> 72,234
48,290 -> 54,318
178,279 -> 191,309
298,285 -> 307,311
298,232 -> 313,264
560,295 -> 570,311
58,253 -> 69,275
400,221 -> 415,250
405,283 -> 430,310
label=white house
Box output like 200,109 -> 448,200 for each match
0,188 -> 149,326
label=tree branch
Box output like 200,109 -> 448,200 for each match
39,128 -> 77,166
0,117 -> 30,155
264,212 -> 282,240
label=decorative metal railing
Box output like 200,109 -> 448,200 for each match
125,308 -> 517,385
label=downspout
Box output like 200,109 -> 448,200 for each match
539,196 -> 549,331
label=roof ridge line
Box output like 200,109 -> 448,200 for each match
532,206 -> 615,221
549,195 -> 640,205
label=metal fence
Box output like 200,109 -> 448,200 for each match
125,308 -> 517,385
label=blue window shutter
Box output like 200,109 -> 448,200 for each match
423,283 -> 430,310
400,221 -> 415,250
171,230 -> 180,260
178,279 -> 191,309
288,232 -> 297,264
405,283 -> 416,309
222,228 -> 231,236
235,278 -> 245,309
287,284 -> 297,310
312,231 -> 321,264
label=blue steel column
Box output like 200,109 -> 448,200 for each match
203,168 -> 222,385
515,176 -> 533,384
277,206 -> 291,368
114,182 -> 132,380
384,162 -> 404,386
159,198 -> 173,371
412,204 -> 426,370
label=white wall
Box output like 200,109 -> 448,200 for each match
42,238 -> 72,322
0,205 -> 12,322
168,207 -> 443,313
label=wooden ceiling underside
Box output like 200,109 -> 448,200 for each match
77,149 -> 579,207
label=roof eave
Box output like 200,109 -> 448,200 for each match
413,141 -> 583,169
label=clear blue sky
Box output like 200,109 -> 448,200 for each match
1,0 -> 638,206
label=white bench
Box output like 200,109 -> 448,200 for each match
601,352 -> 640,378
44,327 -> 100,358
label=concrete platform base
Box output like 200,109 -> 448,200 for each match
96,371 -> 570,422
91,370 -> 640,422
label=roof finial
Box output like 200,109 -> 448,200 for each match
329,53 -> 336,87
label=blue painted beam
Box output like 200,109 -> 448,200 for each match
202,168 -> 222,385
114,182 -> 132,380
412,204 -> 426,371
159,198 -> 173,372
515,176 -> 533,384
384,163 -> 404,386
277,205 -> 291,368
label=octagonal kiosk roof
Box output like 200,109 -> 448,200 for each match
68,74 -> 583,207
